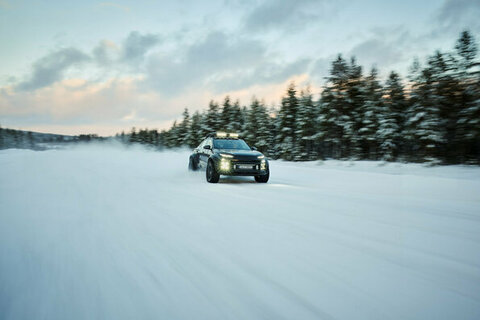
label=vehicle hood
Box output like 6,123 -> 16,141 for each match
216,149 -> 263,160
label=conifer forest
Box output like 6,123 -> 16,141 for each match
117,31 -> 480,164
2,31 -> 479,165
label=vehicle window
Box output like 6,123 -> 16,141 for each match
213,139 -> 251,150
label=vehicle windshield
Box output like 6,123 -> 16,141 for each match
213,139 -> 251,150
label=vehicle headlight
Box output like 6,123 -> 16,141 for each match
257,155 -> 265,159
220,158 -> 230,171
260,159 -> 267,170
220,153 -> 233,158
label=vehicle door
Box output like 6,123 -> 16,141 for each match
199,138 -> 213,168
192,140 -> 204,167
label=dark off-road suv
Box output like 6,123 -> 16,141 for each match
189,132 -> 270,183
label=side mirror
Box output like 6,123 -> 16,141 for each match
203,145 -> 211,150
251,146 -> 257,151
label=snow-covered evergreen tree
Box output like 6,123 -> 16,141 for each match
220,96 -> 232,131
295,87 -> 318,160
129,127 -> 138,144
455,30 -> 480,163
240,105 -> 249,139
244,98 -> 260,146
358,67 -> 382,159
166,121 -> 179,147
187,111 -> 203,147
229,100 -> 243,132
346,57 -> 365,159
204,100 -> 221,134
318,55 -> 349,159
244,98 -> 272,154
378,71 -> 406,161
277,83 -> 299,160
405,58 -> 443,163
178,108 -> 191,146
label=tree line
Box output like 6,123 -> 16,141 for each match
0,126 -> 104,150
118,30 -> 477,164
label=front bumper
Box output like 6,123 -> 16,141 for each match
216,158 -> 268,176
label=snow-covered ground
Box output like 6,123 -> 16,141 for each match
1,145 -> 480,320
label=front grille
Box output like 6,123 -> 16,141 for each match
231,159 -> 259,164
231,159 -> 261,171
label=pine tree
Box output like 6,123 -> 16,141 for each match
129,127 -> 137,144
358,67 -> 382,159
346,57 -> 365,159
158,130 -> 168,147
204,100 -> 220,134
295,87 -> 318,160
277,82 -> 299,160
151,129 -> 160,148
455,30 -> 480,163
318,55 -> 349,159
240,105 -> 249,138
405,58 -> 443,163
245,98 -> 261,146
378,71 -> 406,161
229,99 -> 243,132
244,98 -> 272,154
258,102 -> 275,156
220,96 -> 232,131
187,111 -> 203,147
178,108 -> 191,146
166,121 -> 179,147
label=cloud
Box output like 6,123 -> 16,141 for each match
145,30 -> 308,95
91,32 -> 160,67
92,40 -> 119,65
349,38 -> 403,71
343,26 -> 417,78
212,58 -> 311,93
309,57 -> 331,83
122,31 -> 161,62
17,48 -> 90,91
436,0 -> 480,32
243,0 -> 335,33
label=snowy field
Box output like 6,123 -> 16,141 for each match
1,145 -> 480,320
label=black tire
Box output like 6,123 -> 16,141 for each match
188,156 -> 198,171
255,169 -> 269,183
206,160 -> 220,183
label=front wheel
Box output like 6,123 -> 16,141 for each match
255,169 -> 269,183
206,160 -> 220,183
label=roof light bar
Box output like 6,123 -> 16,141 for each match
215,132 -> 239,138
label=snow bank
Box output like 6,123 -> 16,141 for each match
1,146 -> 480,320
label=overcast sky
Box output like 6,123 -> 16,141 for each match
1,0 -> 479,135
